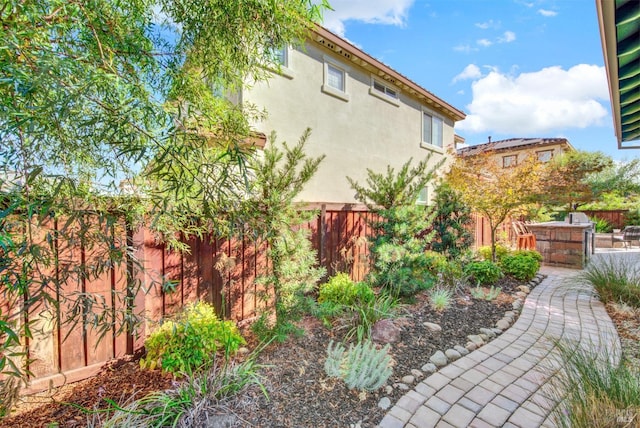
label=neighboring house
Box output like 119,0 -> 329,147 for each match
456,137 -> 574,168
241,25 -> 465,205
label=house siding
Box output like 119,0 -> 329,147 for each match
243,41 -> 459,204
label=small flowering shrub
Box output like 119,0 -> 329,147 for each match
318,273 -> 375,307
141,301 -> 245,374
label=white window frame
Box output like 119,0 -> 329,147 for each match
536,150 -> 553,162
369,77 -> 400,106
503,154 -> 518,168
421,110 -> 444,152
416,186 -> 429,205
269,45 -> 294,79
322,57 -> 350,102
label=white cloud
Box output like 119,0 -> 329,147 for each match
321,0 -> 414,36
453,64 -> 482,83
498,31 -> 516,43
475,19 -> 498,30
477,39 -> 493,47
538,9 -> 558,17
453,44 -> 477,53
456,65 -> 610,135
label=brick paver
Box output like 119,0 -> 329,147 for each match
379,253 -> 624,428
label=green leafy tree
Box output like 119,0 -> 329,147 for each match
0,0 -> 327,396
428,181 -> 474,259
447,152 -> 544,262
348,156 -> 442,296
537,150 -> 614,211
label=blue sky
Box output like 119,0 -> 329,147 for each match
321,0 -> 638,161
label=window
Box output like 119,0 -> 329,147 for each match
370,78 -> 400,106
416,187 -> 429,205
503,155 -> 517,168
327,64 -> 344,91
322,59 -> 349,101
422,112 -> 443,148
537,150 -> 553,162
273,46 -> 288,67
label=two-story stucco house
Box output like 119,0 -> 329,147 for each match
241,25 -> 466,205
456,137 -> 575,168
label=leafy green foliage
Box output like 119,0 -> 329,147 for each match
318,273 -> 375,307
324,340 -> 392,391
500,253 -> 540,282
429,287 -> 452,312
592,217 -> 613,233
624,209 -> 640,227
428,182 -> 474,259
348,157 -> 441,297
579,256 -> 640,308
141,302 -> 245,374
470,286 -> 502,301
464,260 -> 503,285
477,244 -> 510,262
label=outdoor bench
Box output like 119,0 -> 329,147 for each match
612,226 -> 640,249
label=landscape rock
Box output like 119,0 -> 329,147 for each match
504,311 -> 516,318
496,319 -> 511,330
445,349 -> 462,361
515,291 -> 527,299
424,322 -> 442,332
371,319 -> 402,344
421,363 -> 437,374
466,342 -> 478,351
454,345 -> 469,356
401,375 -> 415,384
411,369 -> 424,379
512,300 -> 523,310
517,285 -> 531,294
480,328 -> 496,338
378,397 -> 392,410
491,328 -> 503,335
467,334 -> 485,346
385,385 -> 394,394
429,350 -> 448,367
396,383 -> 409,390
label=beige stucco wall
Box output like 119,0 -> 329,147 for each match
242,43 -> 459,204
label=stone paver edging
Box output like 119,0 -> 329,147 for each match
378,266 -> 621,428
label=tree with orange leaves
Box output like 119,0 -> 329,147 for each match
446,151 -> 544,261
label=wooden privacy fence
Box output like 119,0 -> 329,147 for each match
579,209 -> 629,229
6,204 -> 503,392
3,205 -> 378,393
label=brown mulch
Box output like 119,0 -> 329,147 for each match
2,277 -> 533,428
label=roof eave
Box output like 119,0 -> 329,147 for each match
311,25 -> 466,122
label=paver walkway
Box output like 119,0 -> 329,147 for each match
379,263 -> 621,428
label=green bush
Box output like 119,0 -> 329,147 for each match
500,253 -> 540,281
579,255 -> 640,308
141,301 -> 245,374
464,260 -> 503,285
318,273 -> 375,306
477,244 -> 509,262
624,209 -> 640,227
592,217 -> 613,233
512,249 -> 543,262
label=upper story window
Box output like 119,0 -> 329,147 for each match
370,77 -> 400,106
537,150 -> 553,162
273,46 -> 288,67
322,58 -> 349,102
422,112 -> 443,149
416,187 -> 429,205
503,155 -> 517,168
